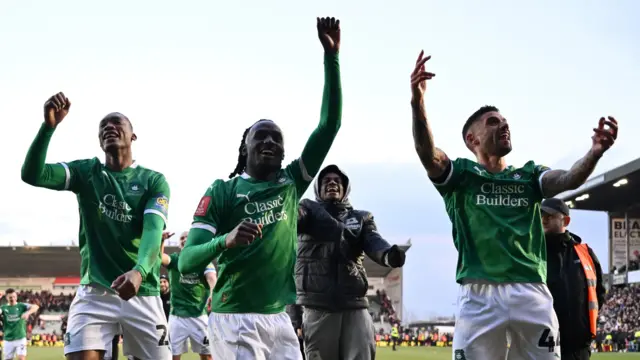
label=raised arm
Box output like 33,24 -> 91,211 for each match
540,116 -> 618,198
410,51 -> 449,179
160,232 -> 175,267
295,17 -> 342,184
21,93 -> 73,190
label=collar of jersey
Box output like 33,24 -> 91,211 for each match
476,163 -> 514,174
100,160 -> 139,171
239,172 -> 282,183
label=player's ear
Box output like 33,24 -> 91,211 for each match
241,144 -> 247,156
131,133 -> 138,142
564,216 -> 571,226
465,133 -> 474,151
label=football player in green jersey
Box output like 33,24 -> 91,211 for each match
21,93 -> 172,360
178,17 -> 342,360
161,231 -> 216,360
409,51 -> 618,360
0,289 -> 39,360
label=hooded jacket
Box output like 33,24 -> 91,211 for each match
295,165 -> 394,311
546,230 -> 605,351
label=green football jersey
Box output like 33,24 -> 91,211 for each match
192,159 -> 312,314
60,158 -> 170,295
167,252 -> 215,317
434,158 -> 550,283
0,303 -> 30,341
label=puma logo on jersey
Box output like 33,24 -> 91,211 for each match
237,192 -> 251,201
474,166 -> 488,176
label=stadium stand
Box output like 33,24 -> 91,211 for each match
559,157 -> 640,352
0,244 -> 415,349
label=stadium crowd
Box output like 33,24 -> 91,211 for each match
375,289 -> 398,324
3,284 -> 640,351
595,283 -> 640,352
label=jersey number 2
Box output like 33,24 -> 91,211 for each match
156,324 -> 169,346
537,328 -> 556,352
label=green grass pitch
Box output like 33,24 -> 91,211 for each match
23,346 -> 640,359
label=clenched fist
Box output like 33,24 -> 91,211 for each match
224,221 -> 263,249
111,269 -> 143,301
44,92 -> 71,128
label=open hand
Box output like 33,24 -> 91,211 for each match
44,92 -> 71,128
591,116 -> 618,157
111,269 -> 143,301
410,51 -> 436,102
317,17 -> 340,54
21,313 -> 30,320
225,221 -> 263,249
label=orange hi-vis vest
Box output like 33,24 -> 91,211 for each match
574,243 -> 598,338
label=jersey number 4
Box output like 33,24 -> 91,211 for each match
537,328 -> 557,352
156,324 -> 169,346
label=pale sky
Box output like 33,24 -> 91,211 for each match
1,0 -> 639,319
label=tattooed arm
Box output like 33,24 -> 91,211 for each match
412,100 -> 450,178
410,51 -> 449,179
540,149 -> 601,198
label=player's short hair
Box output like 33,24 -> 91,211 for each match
228,119 -> 274,179
462,105 -> 499,140
5,288 -> 15,295
102,112 -> 133,131
117,113 -> 133,131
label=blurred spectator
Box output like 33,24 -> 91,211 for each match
0,290 -> 73,341
373,289 -> 397,323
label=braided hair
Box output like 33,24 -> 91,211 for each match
229,126 -> 252,179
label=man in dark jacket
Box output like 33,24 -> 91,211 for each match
542,198 -> 606,360
296,164 -> 406,360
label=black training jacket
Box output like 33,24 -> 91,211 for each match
295,165 -> 394,312
546,231 -> 605,352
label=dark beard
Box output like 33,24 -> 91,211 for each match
497,144 -> 512,157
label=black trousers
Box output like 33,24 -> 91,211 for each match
561,347 -> 590,360
299,337 -> 305,360
110,335 -> 120,360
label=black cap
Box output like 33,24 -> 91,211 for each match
160,274 -> 168,281
541,198 -> 570,216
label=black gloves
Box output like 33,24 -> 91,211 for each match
386,245 -> 406,268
